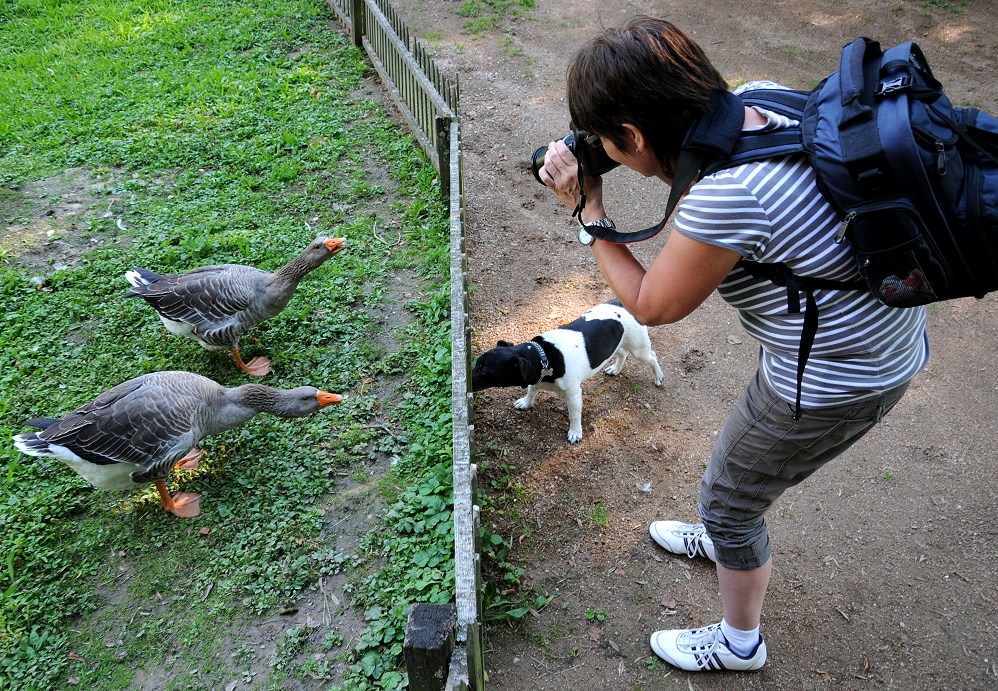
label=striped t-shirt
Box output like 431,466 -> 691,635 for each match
674,86 -> 929,409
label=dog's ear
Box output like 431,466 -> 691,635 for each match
518,352 -> 534,384
497,340 -> 514,347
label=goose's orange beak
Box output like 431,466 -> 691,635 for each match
317,391 -> 343,408
323,237 -> 346,255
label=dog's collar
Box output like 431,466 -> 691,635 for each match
529,340 -> 554,381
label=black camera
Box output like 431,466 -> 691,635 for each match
531,128 -> 620,184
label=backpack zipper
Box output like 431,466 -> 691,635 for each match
913,127 -> 958,176
834,212 -> 856,242
934,141 -> 946,175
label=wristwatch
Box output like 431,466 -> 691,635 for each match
578,216 -> 615,246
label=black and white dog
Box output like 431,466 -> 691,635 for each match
471,301 -> 664,443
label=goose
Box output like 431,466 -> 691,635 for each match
12,370 -> 343,518
124,236 -> 346,376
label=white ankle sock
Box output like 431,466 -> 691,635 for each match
720,619 -> 760,657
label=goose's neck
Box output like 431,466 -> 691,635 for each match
272,251 -> 322,286
227,384 -> 282,412
207,384 -> 281,433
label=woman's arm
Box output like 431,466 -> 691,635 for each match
540,138 -> 741,326
591,232 -> 741,326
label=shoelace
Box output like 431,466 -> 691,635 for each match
680,624 -> 722,649
679,624 -> 726,669
679,526 -> 710,559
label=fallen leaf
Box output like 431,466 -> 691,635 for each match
199,527 -> 211,535
67,651 -> 84,662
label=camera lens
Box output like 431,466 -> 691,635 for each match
531,135 -> 576,184
531,146 -> 548,183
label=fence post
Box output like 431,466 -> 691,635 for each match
436,115 -> 451,203
350,0 -> 364,46
404,603 -> 457,691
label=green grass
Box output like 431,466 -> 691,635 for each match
921,0 -> 966,11
457,0 -> 534,35
0,1 -> 453,689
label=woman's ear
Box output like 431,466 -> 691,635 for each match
620,123 -> 647,155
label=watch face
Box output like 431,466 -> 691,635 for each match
578,227 -> 595,245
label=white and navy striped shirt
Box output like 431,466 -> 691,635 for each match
675,85 -> 929,409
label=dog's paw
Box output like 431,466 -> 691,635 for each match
603,364 -> 621,376
513,397 -> 531,410
567,429 -> 583,443
654,374 -> 664,387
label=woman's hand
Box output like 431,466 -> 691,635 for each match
539,139 -> 605,216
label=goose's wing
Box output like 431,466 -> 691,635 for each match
130,265 -> 266,330
38,376 -> 202,482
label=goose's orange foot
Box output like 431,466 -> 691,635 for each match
241,356 -> 271,377
165,492 -> 202,518
232,348 -> 271,377
174,447 -> 202,471
155,482 -> 201,518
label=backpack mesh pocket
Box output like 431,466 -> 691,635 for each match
844,200 -> 947,307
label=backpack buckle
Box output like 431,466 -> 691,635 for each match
876,75 -> 911,96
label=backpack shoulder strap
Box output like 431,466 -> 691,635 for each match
702,88 -> 809,176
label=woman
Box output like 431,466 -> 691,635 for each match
538,16 -> 927,672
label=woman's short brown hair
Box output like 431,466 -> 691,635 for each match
567,16 -> 728,168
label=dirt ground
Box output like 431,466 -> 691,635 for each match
389,1 -> 998,689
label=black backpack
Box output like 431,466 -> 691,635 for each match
583,37 -> 998,418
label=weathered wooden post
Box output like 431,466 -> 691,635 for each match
350,0 -> 364,47
404,603 -> 457,691
435,114 -> 451,203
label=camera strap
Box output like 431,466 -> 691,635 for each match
579,90 -> 747,244
571,166 -> 588,220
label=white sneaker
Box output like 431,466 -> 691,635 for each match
649,521 -> 717,562
650,623 -> 767,671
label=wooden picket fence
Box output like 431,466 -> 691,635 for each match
325,1 -> 483,689
329,0 -> 459,199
